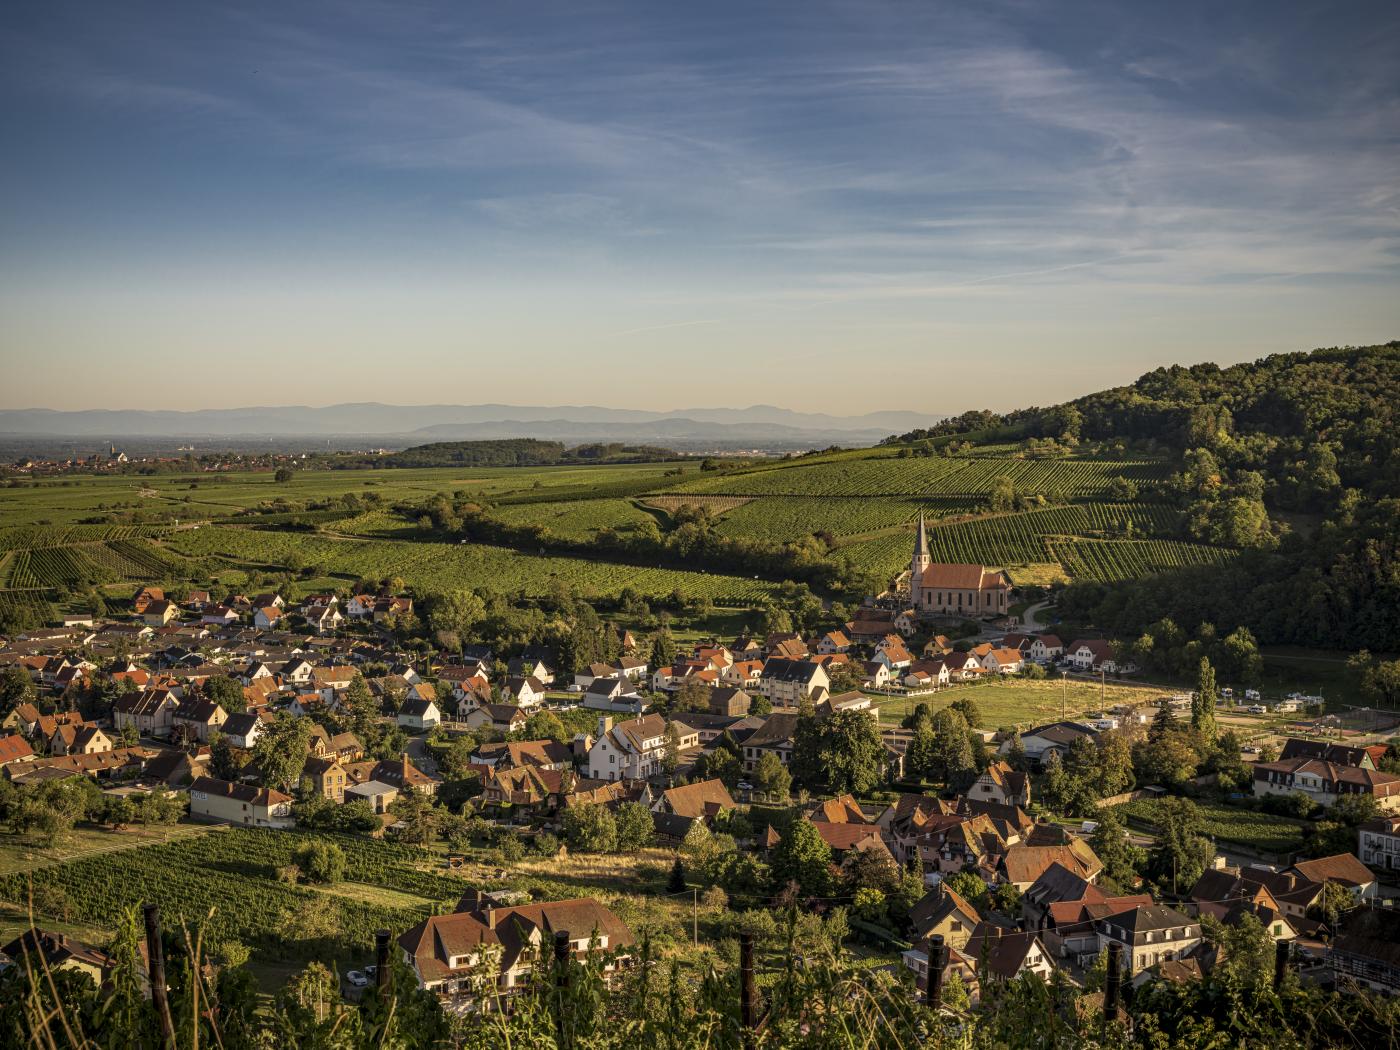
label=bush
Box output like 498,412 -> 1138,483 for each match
291,840 -> 346,884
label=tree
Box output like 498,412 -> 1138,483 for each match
521,709 -> 567,742
251,714 -> 311,793
614,801 -> 654,852
752,751 -> 791,802
1089,807 -> 1146,889
948,696 -> 982,729
1193,657 -> 1218,742
672,677 -> 711,714
944,870 -> 990,912
0,665 -> 38,712
927,708 -> 974,788
291,840 -> 346,884
661,722 -> 682,776
1148,797 -> 1215,894
794,710 -> 886,796
1360,659 -> 1400,708
561,802 -> 618,853
203,675 -> 246,713
274,467 -> 294,483
649,630 -> 677,670
1219,627 -> 1263,687
1313,881 -> 1358,929
668,855 -> 687,893
988,475 -> 1016,513
428,589 -> 485,643
770,819 -> 833,897
1201,911 -> 1273,995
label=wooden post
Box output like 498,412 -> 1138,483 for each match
553,929 -> 571,1045
1104,942 -> 1122,1023
740,931 -> 756,1050
925,933 -> 948,1008
1273,939 -> 1290,992
375,928 -> 392,994
143,903 -> 176,1050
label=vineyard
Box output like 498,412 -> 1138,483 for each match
660,454 -> 1170,500
163,526 -> 780,604
0,539 -> 186,589
491,497 -> 656,539
1049,537 -> 1237,582
0,827 -> 462,958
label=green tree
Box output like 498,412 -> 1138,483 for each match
649,630 -> 677,670
522,709 -> 567,742
1193,657 -> 1219,742
948,696 -> 982,729
770,819 -> 833,897
927,708 -> 974,788
561,802 -> 618,853
614,801 -> 655,852
1148,797 -> 1215,894
752,751 -> 791,802
203,675 -> 246,713
428,589 -> 486,643
793,709 -> 886,795
0,665 -> 38,711
1089,806 -> 1146,889
291,840 -> 346,884
252,714 -> 312,793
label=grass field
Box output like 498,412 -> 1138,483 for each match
871,676 -> 1169,730
0,822 -> 213,875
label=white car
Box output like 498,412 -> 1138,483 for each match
1247,704 -> 1268,715
346,971 -> 368,988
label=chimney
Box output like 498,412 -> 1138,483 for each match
597,716 -> 613,736
401,752 -> 411,780
486,908 -> 497,930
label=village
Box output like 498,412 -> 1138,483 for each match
2,519 -> 1398,1018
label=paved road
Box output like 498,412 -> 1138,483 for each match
1020,600 -> 1054,632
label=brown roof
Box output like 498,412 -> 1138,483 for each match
661,778 -> 735,820
189,775 -> 290,807
918,564 -> 1009,591
1289,853 -> 1375,889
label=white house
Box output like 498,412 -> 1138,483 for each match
188,776 -> 293,829
980,648 -> 1025,675
1028,635 -> 1064,664
585,714 -> 693,782
397,697 -> 442,731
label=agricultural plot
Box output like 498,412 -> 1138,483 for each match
1049,538 -> 1236,582
491,497 -> 655,539
0,588 -> 54,624
1117,798 -> 1308,856
712,497 -> 955,544
0,827 -> 461,959
163,526 -> 779,604
835,503 -> 1187,581
0,539 -> 186,588
662,453 -> 1169,500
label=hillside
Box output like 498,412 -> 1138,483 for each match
1,344 -> 1394,650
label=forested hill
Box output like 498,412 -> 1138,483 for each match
910,343 -> 1399,652
373,439 -> 680,468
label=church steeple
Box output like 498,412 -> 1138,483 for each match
911,510 -> 931,599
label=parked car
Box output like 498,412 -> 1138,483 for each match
364,965 -> 377,980
346,971 -> 368,988
1245,689 -> 1261,702
1242,745 -> 1262,755
1247,704 -> 1268,714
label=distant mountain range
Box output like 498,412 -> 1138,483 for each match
0,403 -> 944,450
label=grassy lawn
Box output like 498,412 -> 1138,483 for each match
0,822 -> 214,875
873,676 -> 1169,730
1118,798 -> 1309,856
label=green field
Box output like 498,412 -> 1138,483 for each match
1117,798 -> 1310,856
872,676 -> 1169,730
0,445 -> 1238,616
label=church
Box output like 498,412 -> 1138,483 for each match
909,512 -> 1011,618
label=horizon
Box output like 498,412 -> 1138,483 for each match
3,1 -> 1399,412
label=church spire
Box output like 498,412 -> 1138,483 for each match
912,509 -> 931,577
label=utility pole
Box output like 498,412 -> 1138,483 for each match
693,887 -> 698,947
1100,668 -> 1106,709
1061,672 -> 1067,721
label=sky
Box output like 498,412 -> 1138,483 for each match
1,0 -> 1398,414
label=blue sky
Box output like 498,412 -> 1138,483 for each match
2,0 -> 1397,412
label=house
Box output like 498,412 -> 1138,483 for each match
908,883 -> 983,950
302,604 -> 344,635
582,676 -> 644,714
0,734 -> 36,768
0,930 -> 121,987
652,778 -> 736,838
471,740 -> 573,772
741,713 -> 800,772
902,940 -> 980,1005
507,655 -> 555,686
814,631 -> 851,655
1093,905 -> 1201,977
141,600 -> 179,627
1028,635 -> 1064,664
373,596 -> 414,623
279,658 -> 314,685
397,696 -> 442,731
1360,814 -> 1400,872
1063,640 -> 1132,674
943,652 -> 986,681
999,840 -> 1103,892
1279,738 -> 1386,769
902,658 -> 951,690
1,703 -> 42,736
980,648 -> 1024,675
463,703 -> 528,734
963,923 -> 1054,982
1003,722 -> 1098,768
201,606 -> 241,627
1330,906 -> 1400,994
757,659 -> 830,706
909,519 -> 1011,618
1252,758 -> 1400,811
968,761 -> 1031,809
303,755 -> 348,802
172,700 -> 228,744
346,594 -> 378,620
482,765 -> 565,813
574,663 -> 619,690
253,607 -> 284,630
1188,865 -> 1326,924
1289,853 -> 1377,901
501,676 -> 547,708
706,687 -> 752,717
220,711 -> 265,750
131,586 -> 166,614
49,725 -> 113,757
345,754 -> 439,796
586,715 -> 689,782
112,690 -> 180,739
312,666 -> 356,701
398,894 -> 633,1006
345,780 -> 398,813
188,776 -> 293,828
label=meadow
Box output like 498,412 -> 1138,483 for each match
870,675 -> 1170,730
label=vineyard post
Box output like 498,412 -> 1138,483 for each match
375,928 -> 392,995
553,929 -> 571,1047
1104,942 -> 1122,1023
143,903 -> 177,1050
739,931 -> 756,1050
